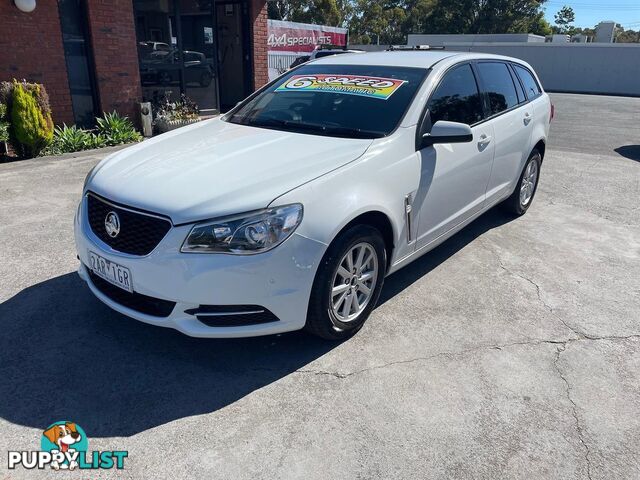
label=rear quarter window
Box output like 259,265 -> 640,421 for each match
509,64 -> 526,104
514,64 -> 542,99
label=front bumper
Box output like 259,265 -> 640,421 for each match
74,198 -> 326,338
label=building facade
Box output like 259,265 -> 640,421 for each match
0,0 -> 268,126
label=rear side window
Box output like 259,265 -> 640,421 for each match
514,65 -> 542,99
427,64 -> 483,126
476,62 -> 519,115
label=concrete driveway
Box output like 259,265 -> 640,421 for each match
0,94 -> 638,479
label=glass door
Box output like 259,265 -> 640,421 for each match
180,0 -> 219,114
134,0 -> 183,105
216,1 -> 251,111
134,0 -> 251,115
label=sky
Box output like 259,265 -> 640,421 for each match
542,0 -> 640,29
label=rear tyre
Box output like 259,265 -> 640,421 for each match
503,149 -> 542,216
305,225 -> 386,340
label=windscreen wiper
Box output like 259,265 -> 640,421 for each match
251,118 -> 384,139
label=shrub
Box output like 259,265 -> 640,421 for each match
0,122 -> 9,143
11,81 -> 53,157
0,85 -> 15,149
44,124 -> 105,155
42,113 -> 141,156
96,111 -> 142,145
0,82 -> 13,112
0,103 -> 8,143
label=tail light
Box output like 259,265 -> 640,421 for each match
550,103 -> 555,123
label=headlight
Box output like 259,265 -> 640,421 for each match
181,204 -> 303,254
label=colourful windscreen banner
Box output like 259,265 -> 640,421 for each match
275,74 -> 407,100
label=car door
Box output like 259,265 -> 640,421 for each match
475,61 -> 534,205
414,63 -> 495,249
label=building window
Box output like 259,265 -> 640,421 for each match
58,0 -> 98,127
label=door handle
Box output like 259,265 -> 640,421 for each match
478,134 -> 492,146
523,113 -> 532,125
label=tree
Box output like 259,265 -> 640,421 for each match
424,0 -> 552,35
615,26 -> 640,43
267,0 -> 349,26
268,0 -> 555,43
554,5 -> 575,34
529,13 -> 553,36
349,0 -> 409,45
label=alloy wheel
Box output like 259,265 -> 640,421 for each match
330,242 -> 378,324
520,156 -> 539,207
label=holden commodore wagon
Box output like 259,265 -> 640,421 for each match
76,50 -> 552,340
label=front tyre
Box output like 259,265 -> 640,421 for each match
305,225 -> 386,340
503,149 -> 542,216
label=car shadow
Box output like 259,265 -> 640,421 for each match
0,273 -> 337,437
614,145 -> 640,162
0,207 -> 515,438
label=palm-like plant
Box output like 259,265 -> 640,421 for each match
96,111 -> 142,145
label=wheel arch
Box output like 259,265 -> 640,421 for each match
332,210 -> 395,271
532,138 -> 546,162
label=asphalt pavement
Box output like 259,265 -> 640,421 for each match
0,93 -> 638,479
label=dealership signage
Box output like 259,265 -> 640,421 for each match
267,19 -> 347,53
267,20 -> 348,80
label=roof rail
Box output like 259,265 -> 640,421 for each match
315,44 -> 349,51
387,45 -> 446,51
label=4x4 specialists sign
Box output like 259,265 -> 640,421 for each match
267,19 -> 348,80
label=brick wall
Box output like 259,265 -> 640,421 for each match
0,1 -> 74,125
250,0 -> 269,90
86,0 -> 142,124
0,0 -> 266,127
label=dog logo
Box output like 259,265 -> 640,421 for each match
104,211 -> 120,238
7,420 -> 127,471
41,421 -> 87,471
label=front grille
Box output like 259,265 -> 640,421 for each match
184,305 -> 279,327
88,269 -> 176,317
87,193 -> 172,256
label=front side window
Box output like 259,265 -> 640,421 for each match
427,64 -> 484,126
514,65 -> 542,99
225,64 -> 428,139
476,62 -> 519,115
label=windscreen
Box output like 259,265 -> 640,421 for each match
224,64 -> 428,139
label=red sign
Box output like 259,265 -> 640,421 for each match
267,20 -> 348,54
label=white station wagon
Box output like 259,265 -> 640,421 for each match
76,50 -> 552,340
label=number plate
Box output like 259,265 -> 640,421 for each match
88,251 -> 133,293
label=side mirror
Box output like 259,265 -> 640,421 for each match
421,120 -> 473,148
